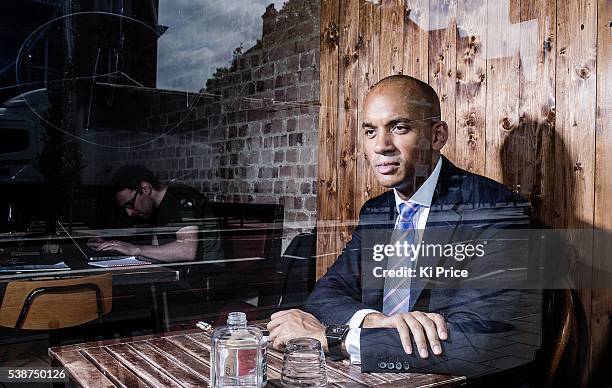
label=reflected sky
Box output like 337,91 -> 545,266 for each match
157,0 -> 287,92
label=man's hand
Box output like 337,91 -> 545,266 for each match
86,237 -> 106,250
363,312 -> 447,358
267,309 -> 327,351
92,240 -> 142,256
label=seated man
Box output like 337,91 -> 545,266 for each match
88,165 -> 222,263
268,75 -> 541,379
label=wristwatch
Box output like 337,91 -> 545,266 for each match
325,324 -> 350,361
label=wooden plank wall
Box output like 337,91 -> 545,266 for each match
317,0 -> 611,384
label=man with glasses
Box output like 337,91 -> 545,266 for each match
88,165 -> 222,263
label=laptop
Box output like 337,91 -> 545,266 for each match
57,221 -> 136,262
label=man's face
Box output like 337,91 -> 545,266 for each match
362,83 -> 438,196
115,183 -> 156,220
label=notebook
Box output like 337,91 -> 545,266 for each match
88,257 -> 151,268
0,261 -> 70,272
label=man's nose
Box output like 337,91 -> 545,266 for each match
374,131 -> 395,154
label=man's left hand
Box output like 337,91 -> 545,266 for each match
94,240 -> 142,256
267,309 -> 327,351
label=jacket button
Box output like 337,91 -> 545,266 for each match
386,362 -> 395,370
395,362 -> 402,370
377,361 -> 387,369
402,362 -> 410,370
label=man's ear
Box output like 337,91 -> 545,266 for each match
431,121 -> 448,151
139,181 -> 152,195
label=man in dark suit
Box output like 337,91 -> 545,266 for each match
268,75 -> 540,379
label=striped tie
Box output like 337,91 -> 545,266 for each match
382,201 -> 421,316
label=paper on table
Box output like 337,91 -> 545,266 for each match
88,257 -> 151,268
0,261 -> 70,272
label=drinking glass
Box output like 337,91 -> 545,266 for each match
281,337 -> 327,387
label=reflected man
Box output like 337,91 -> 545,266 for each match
89,165 -> 222,263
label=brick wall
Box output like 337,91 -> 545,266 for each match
89,1 -> 320,251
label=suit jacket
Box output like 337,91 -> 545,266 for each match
306,156 -> 541,378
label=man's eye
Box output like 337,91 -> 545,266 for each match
364,128 -> 376,138
392,125 -> 411,134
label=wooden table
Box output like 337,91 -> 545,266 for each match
49,328 -> 466,387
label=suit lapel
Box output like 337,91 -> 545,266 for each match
409,157 -> 465,311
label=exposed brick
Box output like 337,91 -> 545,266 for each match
254,181 -> 273,193
280,165 -> 293,177
271,119 -> 283,134
305,196 -> 317,211
300,52 -> 314,69
274,150 -> 284,163
289,133 -> 303,146
274,135 -> 288,147
286,86 -> 298,101
274,181 -> 284,194
286,118 -> 297,132
238,124 -> 249,137
99,0 -> 321,252
286,148 -> 298,162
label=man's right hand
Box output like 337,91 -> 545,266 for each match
362,311 -> 447,358
86,237 -> 106,250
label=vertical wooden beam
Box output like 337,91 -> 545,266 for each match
592,0 -> 612,384
337,0 -> 360,247
403,0 -> 430,81
554,0 -> 596,230
428,0 -> 458,163
357,0 -> 382,207
317,0 -> 341,279
380,0 -> 405,76
455,0 -> 487,174
485,0 -> 521,184
555,0 -> 597,384
519,0 -> 557,228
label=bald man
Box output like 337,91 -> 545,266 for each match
268,76 -> 539,380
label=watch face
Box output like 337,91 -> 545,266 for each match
327,325 -> 349,338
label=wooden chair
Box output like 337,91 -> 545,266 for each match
0,273 -> 112,330
544,289 -> 576,387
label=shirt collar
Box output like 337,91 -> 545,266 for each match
393,156 -> 443,212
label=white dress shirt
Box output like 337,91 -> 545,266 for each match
344,157 -> 443,364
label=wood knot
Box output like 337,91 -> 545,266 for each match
559,47 -> 567,55
575,67 -> 591,79
479,73 -> 486,83
544,107 -> 556,124
356,36 -> 364,51
439,54 -> 444,61
465,113 -> 477,127
500,117 -> 512,130
344,97 -> 351,110
343,54 -> 351,66
323,23 -> 340,47
543,39 -> 552,52
574,161 -> 582,171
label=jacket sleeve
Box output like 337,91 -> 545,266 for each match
359,223 -> 542,378
305,204 -> 381,325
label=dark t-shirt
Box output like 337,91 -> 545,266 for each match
148,185 -> 223,262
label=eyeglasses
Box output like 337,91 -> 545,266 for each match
122,188 -> 140,210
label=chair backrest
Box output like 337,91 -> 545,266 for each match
0,273 -> 112,330
545,289 -> 575,387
